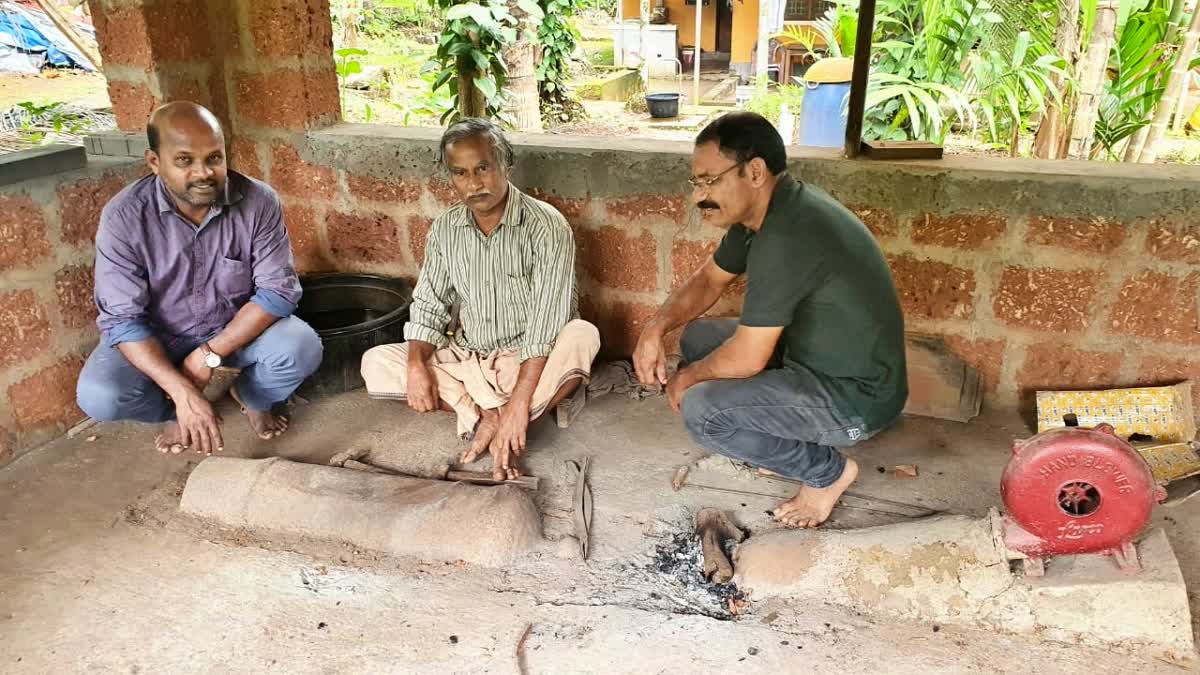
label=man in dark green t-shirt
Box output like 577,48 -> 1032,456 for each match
633,112 -> 907,528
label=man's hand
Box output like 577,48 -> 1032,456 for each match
407,358 -> 440,413
633,328 -> 669,387
489,403 -> 529,480
180,347 -> 214,390
170,383 -> 224,455
666,368 -> 696,413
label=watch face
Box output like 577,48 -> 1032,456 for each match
205,353 -> 221,368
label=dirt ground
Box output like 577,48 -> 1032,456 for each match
0,70 -> 109,109
1,388 -> 1197,673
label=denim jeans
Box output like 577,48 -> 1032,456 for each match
77,315 -> 323,422
679,318 -> 872,488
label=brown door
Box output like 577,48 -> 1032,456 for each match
716,0 -> 733,54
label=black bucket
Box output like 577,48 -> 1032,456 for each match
646,92 -> 680,118
295,273 -> 412,395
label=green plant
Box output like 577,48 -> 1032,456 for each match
373,0 -> 441,29
744,83 -> 806,126
588,42 -> 614,66
1094,2 -> 1173,158
861,0 -> 992,141
335,47 -> 369,117
857,0 -> 1063,145
426,0 -> 544,122
16,101 -> 88,144
574,0 -> 616,15
412,70 -> 459,119
537,0 -> 582,106
965,31 -> 1066,147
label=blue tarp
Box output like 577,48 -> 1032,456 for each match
0,3 -> 95,71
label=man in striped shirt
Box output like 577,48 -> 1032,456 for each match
361,118 -> 600,480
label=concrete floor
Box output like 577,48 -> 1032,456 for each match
1,390 -> 1197,673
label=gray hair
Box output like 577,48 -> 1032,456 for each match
437,117 -> 515,172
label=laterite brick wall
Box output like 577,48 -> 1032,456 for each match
0,160 -> 143,462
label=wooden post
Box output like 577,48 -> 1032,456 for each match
640,0 -> 650,86
844,0 -> 876,158
32,0 -> 101,69
755,0 -> 771,83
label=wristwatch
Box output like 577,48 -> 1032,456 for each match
201,343 -> 223,369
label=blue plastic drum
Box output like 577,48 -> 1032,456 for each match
797,58 -> 853,148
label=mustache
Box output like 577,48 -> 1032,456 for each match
189,180 -> 218,190
697,200 -> 719,210
467,192 -> 492,200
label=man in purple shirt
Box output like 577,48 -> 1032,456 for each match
76,102 -> 322,455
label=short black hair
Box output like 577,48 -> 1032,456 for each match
438,117 -> 515,171
695,111 -> 787,175
146,121 -> 160,153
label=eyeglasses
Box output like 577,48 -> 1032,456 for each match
687,162 -> 744,190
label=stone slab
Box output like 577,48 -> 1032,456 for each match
1024,529 -> 1193,658
0,144 -> 86,186
734,516 -> 1193,659
179,456 -> 544,566
84,131 -> 148,157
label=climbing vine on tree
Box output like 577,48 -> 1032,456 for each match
536,0 -> 582,106
426,0 -> 543,121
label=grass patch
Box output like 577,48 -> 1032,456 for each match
580,38 -> 614,66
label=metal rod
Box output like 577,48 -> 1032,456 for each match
844,0 -> 877,158
683,482 -> 939,518
759,473 -> 934,513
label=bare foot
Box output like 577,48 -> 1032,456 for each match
773,458 -> 859,529
460,408 -> 500,465
231,385 -> 288,440
244,408 -> 288,440
153,422 -> 187,454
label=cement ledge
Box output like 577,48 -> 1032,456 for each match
310,123 -> 1200,185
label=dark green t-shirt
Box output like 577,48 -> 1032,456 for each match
713,175 -> 907,429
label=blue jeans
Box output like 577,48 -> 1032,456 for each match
77,315 -> 323,423
679,318 -> 871,488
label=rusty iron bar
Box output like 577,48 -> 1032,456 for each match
844,0 -> 877,158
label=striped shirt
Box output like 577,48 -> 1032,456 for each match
404,184 -> 579,362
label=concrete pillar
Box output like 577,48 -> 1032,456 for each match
87,0 -> 340,140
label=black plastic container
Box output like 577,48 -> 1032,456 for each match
295,273 -> 411,395
646,92 -> 680,118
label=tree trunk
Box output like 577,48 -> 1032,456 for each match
502,39 -> 542,131
1033,0 -> 1081,159
1124,125 -> 1149,162
1171,79 -> 1191,133
1139,7 -> 1200,163
343,0 -> 361,48
1068,1 -> 1118,159
456,56 -> 487,118
1167,0 -> 1191,134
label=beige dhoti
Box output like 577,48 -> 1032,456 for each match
361,319 -> 601,438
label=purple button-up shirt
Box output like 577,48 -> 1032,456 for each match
94,171 -> 302,347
